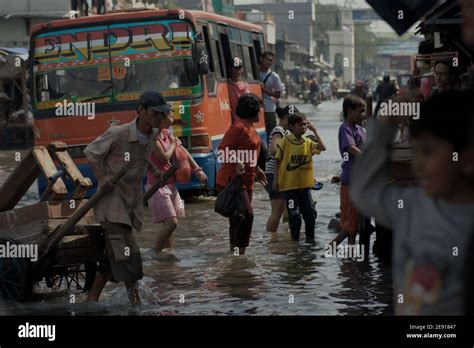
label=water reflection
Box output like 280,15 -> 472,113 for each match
271,240 -> 321,286
332,256 -> 393,315
213,257 -> 264,302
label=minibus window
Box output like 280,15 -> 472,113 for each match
35,66 -> 112,101
213,40 -> 225,79
201,24 -> 217,96
242,47 -> 255,81
219,33 -> 232,78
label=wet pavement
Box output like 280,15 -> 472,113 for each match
0,99 -> 393,315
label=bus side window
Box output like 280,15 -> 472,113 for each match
243,47 -> 255,81
240,30 -> 256,81
219,33 -> 232,79
258,33 -> 265,52
230,43 -> 246,81
213,39 -> 225,79
252,32 -> 264,62
201,24 -> 217,96
208,22 -> 224,80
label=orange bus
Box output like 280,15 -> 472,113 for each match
30,9 -> 267,195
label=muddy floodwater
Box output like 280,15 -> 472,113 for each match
0,100 -> 393,315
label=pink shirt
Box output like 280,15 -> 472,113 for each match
147,128 -> 175,185
228,80 -> 250,123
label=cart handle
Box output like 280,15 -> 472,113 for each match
40,170 -> 64,201
142,164 -> 179,204
35,163 -> 130,270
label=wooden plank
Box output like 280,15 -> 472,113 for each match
52,229 -> 99,265
31,146 -> 68,200
46,218 -> 96,232
0,149 -> 41,212
0,220 -> 48,244
46,200 -> 93,219
56,235 -> 92,249
0,201 -> 94,230
71,177 -> 93,200
49,144 -> 92,199
0,219 -> 96,245
0,202 -> 48,229
52,247 -> 96,265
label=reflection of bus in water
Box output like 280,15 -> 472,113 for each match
30,9 -> 267,196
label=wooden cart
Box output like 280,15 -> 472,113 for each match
0,142 -> 101,301
0,141 -> 176,301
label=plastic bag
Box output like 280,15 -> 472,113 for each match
215,175 -> 245,219
173,145 -> 193,184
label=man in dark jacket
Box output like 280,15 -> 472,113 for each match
374,75 -> 398,116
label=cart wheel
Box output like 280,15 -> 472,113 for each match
45,262 -> 96,292
0,238 -> 33,302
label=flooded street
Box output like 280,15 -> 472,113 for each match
0,99 -> 393,316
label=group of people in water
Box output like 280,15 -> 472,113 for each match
82,85 -> 329,305
81,44 -> 474,316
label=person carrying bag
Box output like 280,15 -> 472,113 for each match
215,94 -> 268,255
215,174 -> 245,219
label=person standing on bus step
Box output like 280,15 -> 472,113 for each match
84,91 -> 169,306
216,94 -> 268,255
228,57 -> 250,124
259,51 -> 283,142
148,105 -> 208,253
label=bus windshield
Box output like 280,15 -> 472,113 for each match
32,19 -> 201,109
